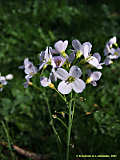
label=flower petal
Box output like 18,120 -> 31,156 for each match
72,40 -> 81,50
88,56 -> 102,69
93,53 -> 101,62
109,36 -> 116,46
58,81 -> 72,94
83,42 -> 92,59
40,77 -> 50,87
54,40 -> 68,53
68,52 -> 75,63
55,68 -> 69,80
69,66 -> 82,78
104,57 -> 113,65
72,78 -> 86,93
91,81 -> 97,86
91,71 -> 102,81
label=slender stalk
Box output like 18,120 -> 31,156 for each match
55,117 -> 68,130
2,121 -> 15,159
46,98 -> 62,144
54,88 -> 67,104
66,93 -> 73,160
66,93 -> 76,160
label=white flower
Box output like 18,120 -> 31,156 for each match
55,66 -> 86,94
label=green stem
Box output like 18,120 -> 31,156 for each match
54,88 -> 67,104
55,117 -> 68,130
66,93 -> 73,160
2,121 -> 15,159
66,93 -> 76,160
46,98 -> 62,144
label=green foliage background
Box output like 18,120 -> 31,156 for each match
0,0 -> 120,159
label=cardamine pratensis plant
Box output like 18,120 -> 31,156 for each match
19,36 -> 120,160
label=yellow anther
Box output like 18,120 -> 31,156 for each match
0,84 -> 3,88
49,83 -> 55,89
61,51 -> 67,57
86,77 -> 93,84
43,64 -> 47,70
114,52 -> 119,56
28,81 -> 33,86
76,51 -> 82,59
114,43 -> 118,47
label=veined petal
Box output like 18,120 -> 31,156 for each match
54,40 -> 68,53
39,62 -> 46,70
40,77 -> 50,87
68,52 -> 75,63
88,56 -> 102,69
93,53 -> 101,62
109,36 -> 116,46
63,40 -> 68,51
72,78 -> 86,93
24,58 -> 29,66
104,57 -> 113,65
39,51 -> 45,61
55,68 -> 69,80
69,66 -> 82,78
83,42 -> 92,59
58,81 -> 72,94
72,40 -> 81,50
91,72 -> 102,81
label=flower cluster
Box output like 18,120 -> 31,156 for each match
20,37 -> 119,95
0,74 -> 13,91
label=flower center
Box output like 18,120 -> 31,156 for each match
66,76 -> 75,83
114,52 -> 119,56
55,59 -> 61,67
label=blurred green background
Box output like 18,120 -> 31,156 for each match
0,0 -> 120,159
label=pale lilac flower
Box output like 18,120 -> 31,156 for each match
0,76 -> 8,91
103,48 -> 120,65
72,40 -> 92,59
19,58 -> 37,87
24,58 -> 37,77
104,36 -> 118,56
104,57 -> 113,65
0,76 -> 7,85
40,76 -> 51,87
39,47 -> 53,70
86,70 -> 102,86
107,48 -> 120,59
55,66 -> 86,94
